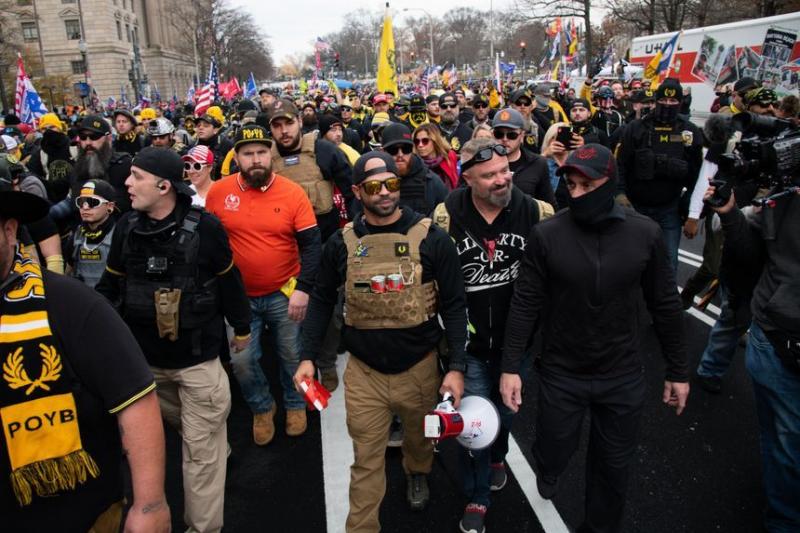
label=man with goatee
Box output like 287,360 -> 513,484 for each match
206,124 -> 322,446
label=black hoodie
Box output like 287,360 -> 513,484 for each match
399,154 -> 449,216
302,207 -> 468,373
443,186 -> 541,362
508,149 -> 557,208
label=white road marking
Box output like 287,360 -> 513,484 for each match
321,353 -> 353,533
506,436 -> 571,533
676,286 -> 721,317
678,248 -> 704,262
678,255 -> 702,268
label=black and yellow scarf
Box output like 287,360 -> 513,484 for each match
0,246 -> 98,506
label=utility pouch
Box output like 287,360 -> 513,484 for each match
155,288 -> 182,341
634,148 -> 656,181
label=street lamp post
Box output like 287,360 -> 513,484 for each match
78,39 -> 89,108
354,43 -> 369,79
519,41 -> 526,82
403,8 -> 434,68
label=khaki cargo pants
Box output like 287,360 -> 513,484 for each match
152,357 -> 231,533
344,352 -> 439,533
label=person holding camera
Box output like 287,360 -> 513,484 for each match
96,147 -> 252,533
615,77 -> 703,272
705,177 -> 800,532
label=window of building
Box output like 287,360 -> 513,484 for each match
130,0 -> 134,13
122,0 -> 126,8
17,0 -> 32,6
133,26 -> 139,44
65,19 -> 81,40
126,24 -> 131,42
116,20 -> 122,40
71,60 -> 86,75
61,0 -> 76,4
21,22 -> 38,41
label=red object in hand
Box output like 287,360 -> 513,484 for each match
300,378 -> 332,411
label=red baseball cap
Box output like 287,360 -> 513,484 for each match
372,94 -> 389,105
181,145 -> 214,165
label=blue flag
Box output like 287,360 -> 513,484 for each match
245,73 -> 257,99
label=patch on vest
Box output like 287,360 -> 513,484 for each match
79,249 -> 101,261
394,242 -> 410,256
354,242 -> 370,257
450,136 -> 461,151
525,134 -> 536,146
47,160 -> 73,181
284,155 -> 300,166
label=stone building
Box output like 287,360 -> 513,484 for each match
13,0 -> 199,104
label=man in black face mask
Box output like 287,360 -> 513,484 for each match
615,77 -> 703,273
500,143 -> 689,533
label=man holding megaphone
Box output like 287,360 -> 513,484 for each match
430,138 -> 548,533
295,151 -> 468,533
500,144 -> 690,533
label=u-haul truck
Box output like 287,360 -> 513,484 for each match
630,12 -> 800,122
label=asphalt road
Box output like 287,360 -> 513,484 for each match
161,229 -> 765,533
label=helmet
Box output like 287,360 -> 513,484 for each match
147,117 -> 175,136
596,86 -> 614,100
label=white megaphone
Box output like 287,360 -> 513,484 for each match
424,393 -> 501,450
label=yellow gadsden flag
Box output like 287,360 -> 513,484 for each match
376,3 -> 398,96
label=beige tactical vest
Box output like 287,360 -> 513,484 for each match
342,218 -> 438,330
271,132 -> 334,215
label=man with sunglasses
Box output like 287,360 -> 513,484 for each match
468,94 -> 493,130
382,123 -> 447,216
68,179 -> 117,288
501,143 -> 688,533
492,108 -> 556,208
206,124 -> 322,444
295,151 -> 467,532
509,88 -> 540,152
433,138 -> 544,533
340,99 -> 366,149
438,93 -> 473,153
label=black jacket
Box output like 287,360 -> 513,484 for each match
438,120 -> 473,153
502,207 -> 688,382
399,154 -> 449,216
508,149 -> 557,207
301,208 -> 468,374
444,186 -> 541,362
113,133 -> 146,156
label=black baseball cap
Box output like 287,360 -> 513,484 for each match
473,94 -> 490,107
267,99 -> 299,124
655,77 -> 683,102
733,77 -> 759,94
556,143 -> 617,181
78,179 -> 117,201
233,124 -> 272,151
381,123 -> 413,149
568,98 -> 591,111
132,147 -> 194,196
78,115 -> 112,136
510,88 -> 532,104
439,93 -> 457,107
352,151 -> 398,185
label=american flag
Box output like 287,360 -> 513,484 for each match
194,57 -> 218,116
420,67 -> 430,95
14,54 -> 48,124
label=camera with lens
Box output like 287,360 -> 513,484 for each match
146,256 -> 169,277
705,112 -> 800,208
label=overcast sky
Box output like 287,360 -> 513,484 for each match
228,0 -> 520,64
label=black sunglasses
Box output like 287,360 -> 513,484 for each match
441,103 -> 458,109
461,144 -> 508,173
78,132 -> 105,141
473,103 -> 488,109
493,130 -> 521,141
384,144 -> 412,156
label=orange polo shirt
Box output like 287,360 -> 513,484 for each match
205,172 -> 317,297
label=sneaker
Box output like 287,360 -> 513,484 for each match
388,417 -> 404,448
489,462 -> 507,491
459,503 -> 487,533
286,408 -> 308,436
253,405 -> 276,446
319,367 -> 339,393
536,473 -> 558,500
406,473 -> 429,511
697,374 -> 722,394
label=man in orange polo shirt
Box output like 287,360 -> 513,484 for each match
206,124 -> 322,445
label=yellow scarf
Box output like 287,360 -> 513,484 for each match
0,246 -> 99,506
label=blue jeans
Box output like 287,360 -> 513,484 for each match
696,284 -> 752,379
746,322 -> 800,532
460,353 -> 530,507
230,291 -> 305,413
633,200 -> 681,273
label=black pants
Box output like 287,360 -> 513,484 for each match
534,368 -> 647,533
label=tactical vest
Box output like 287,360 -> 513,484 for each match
271,132 -> 334,215
633,120 -> 691,184
342,218 -> 438,330
71,226 -> 114,289
119,206 -> 219,355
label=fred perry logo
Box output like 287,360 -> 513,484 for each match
394,242 -> 410,256
576,146 -> 597,160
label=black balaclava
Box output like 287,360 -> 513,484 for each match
567,175 -> 619,226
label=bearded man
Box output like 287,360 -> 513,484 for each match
205,124 -> 322,446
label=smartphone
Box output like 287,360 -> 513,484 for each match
556,126 -> 573,148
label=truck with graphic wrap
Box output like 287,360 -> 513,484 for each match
630,13 -> 800,122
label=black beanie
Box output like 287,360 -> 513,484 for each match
655,78 -> 683,103
318,114 -> 342,139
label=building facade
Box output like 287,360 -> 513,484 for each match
13,0 -> 198,105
